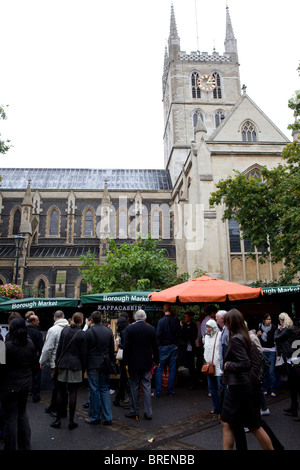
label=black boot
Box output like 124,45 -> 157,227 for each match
68,421 -> 78,430
50,419 -> 61,428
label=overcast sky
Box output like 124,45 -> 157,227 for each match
0,0 -> 299,170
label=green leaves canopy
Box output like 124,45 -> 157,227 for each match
79,236 -> 180,293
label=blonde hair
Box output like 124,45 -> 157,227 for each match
279,312 -> 293,328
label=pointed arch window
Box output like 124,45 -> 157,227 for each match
84,210 -> 94,236
212,72 -> 222,99
191,71 -> 201,98
50,209 -> 59,236
229,218 -> 241,252
38,279 -> 46,297
12,209 -> 21,235
241,121 -> 257,142
151,210 -> 161,238
245,166 -> 263,180
118,210 -> 127,239
80,279 -> 87,295
215,109 -> 225,128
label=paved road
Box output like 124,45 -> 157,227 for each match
1,375 -> 299,454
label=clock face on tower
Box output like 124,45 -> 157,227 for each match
197,74 -> 217,91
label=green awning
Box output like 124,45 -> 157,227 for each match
262,286 -> 300,296
0,297 -> 80,312
80,291 -> 157,305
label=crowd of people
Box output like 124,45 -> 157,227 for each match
0,304 -> 299,450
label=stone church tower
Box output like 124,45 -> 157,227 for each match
0,4 -> 293,298
163,5 -> 290,283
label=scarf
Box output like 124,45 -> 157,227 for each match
261,323 -> 272,342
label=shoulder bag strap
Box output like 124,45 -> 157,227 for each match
56,328 -> 81,366
211,331 -> 219,363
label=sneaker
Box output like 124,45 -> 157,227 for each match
270,393 -> 276,398
260,408 -> 270,416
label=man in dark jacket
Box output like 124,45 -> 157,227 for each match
27,314 -> 44,403
85,311 -> 115,425
123,309 -> 159,420
154,303 -> 180,398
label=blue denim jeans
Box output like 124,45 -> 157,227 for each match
87,369 -> 112,423
154,345 -> 178,397
207,375 -> 222,413
262,351 -> 276,394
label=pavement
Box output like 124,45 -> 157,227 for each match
1,372 -> 299,457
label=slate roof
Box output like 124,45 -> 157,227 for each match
0,244 -> 176,259
0,168 -> 173,191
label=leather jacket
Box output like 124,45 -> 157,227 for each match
223,333 -> 251,386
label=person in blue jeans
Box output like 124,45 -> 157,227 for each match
257,314 -> 277,397
154,304 -> 181,397
203,319 -> 222,414
84,311 -> 115,425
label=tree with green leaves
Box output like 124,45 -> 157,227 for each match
0,105 -> 11,155
209,77 -> 300,284
78,235 -> 182,293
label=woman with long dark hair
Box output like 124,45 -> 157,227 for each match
0,317 -> 35,450
51,312 -> 86,430
221,309 -> 274,450
257,313 -> 277,397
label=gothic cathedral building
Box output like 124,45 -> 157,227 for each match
0,5 -> 291,298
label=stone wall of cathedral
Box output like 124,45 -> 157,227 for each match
0,186 -> 175,298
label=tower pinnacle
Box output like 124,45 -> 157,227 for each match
168,4 -> 180,60
224,4 -> 238,60
169,3 -> 179,40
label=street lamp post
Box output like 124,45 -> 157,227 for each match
14,231 -> 25,285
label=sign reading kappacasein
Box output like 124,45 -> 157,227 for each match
97,304 -> 143,311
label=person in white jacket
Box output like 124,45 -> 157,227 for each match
203,319 -> 222,414
39,310 -> 69,415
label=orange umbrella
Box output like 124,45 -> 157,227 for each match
148,275 -> 263,303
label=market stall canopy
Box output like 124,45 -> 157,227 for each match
148,275 -> 263,303
262,286 -> 300,296
0,297 -> 80,312
80,291 -> 156,305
